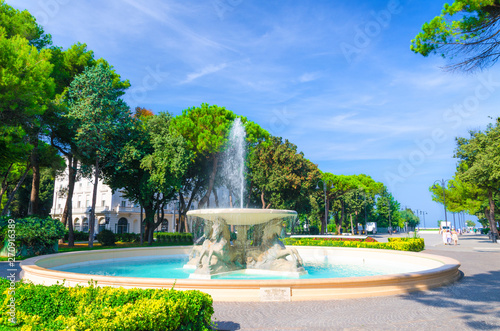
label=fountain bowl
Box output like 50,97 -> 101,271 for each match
20,246 -> 461,302
187,208 -> 297,226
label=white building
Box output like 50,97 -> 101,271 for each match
50,168 -> 182,234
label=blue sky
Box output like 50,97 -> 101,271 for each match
10,0 -> 500,227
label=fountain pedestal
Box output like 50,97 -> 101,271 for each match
186,208 -> 306,279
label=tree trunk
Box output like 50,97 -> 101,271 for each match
198,155 -> 219,208
1,163 -> 31,216
261,191 -> 266,209
488,189 -> 499,242
143,205 -> 155,244
28,139 -> 40,216
140,205 -> 144,245
62,156 -> 77,247
0,163 -> 13,203
340,200 -> 346,234
88,158 -> 99,248
213,189 -> 219,208
321,198 -> 329,235
246,181 -> 253,208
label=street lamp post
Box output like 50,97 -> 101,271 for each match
317,180 -> 334,235
420,210 -> 427,229
433,179 -> 452,231
387,199 -> 392,235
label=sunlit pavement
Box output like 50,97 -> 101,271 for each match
213,233 -> 500,330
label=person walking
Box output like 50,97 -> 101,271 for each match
452,230 -> 459,245
446,230 -> 452,245
442,229 -> 448,245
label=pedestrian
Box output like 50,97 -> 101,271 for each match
452,230 -> 459,245
442,229 -> 448,245
446,230 -> 452,245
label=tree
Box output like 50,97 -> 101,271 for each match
170,105 -> 268,232
375,189 -> 402,230
0,27 -> 54,216
170,104 -> 236,214
319,173 -> 383,235
466,219 -> 476,227
248,136 -> 320,211
455,120 -> 500,241
104,111 -> 189,244
411,0 -> 500,71
67,64 -> 132,247
0,0 -> 52,49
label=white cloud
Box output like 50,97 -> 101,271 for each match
180,63 -> 228,84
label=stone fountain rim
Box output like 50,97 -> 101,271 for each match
20,246 -> 461,301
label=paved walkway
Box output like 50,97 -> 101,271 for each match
213,233 -> 500,330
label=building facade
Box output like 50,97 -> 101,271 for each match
50,168 -> 182,234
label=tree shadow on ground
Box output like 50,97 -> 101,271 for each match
403,268 -> 500,330
212,320 -> 241,330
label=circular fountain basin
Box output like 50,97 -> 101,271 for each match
187,208 -> 296,225
21,246 -> 460,302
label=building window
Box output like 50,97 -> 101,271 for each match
77,197 -> 81,208
117,218 -> 128,234
86,196 -> 90,207
121,201 -> 126,207
82,219 -> 89,232
101,200 -> 106,207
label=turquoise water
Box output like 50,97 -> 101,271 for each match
53,255 -> 415,280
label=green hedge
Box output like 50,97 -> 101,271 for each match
115,233 -> 140,242
64,230 -> 90,241
154,232 -> 193,244
0,217 -> 65,257
0,279 -> 213,330
283,237 -> 425,252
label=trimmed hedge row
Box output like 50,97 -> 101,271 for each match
298,236 -> 378,243
154,232 -> 193,244
115,233 -> 140,242
283,237 -> 425,252
0,279 -> 213,330
64,230 -> 90,242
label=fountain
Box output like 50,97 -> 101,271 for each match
185,118 -> 306,278
19,118 -> 462,301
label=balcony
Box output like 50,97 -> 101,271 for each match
115,206 -> 141,214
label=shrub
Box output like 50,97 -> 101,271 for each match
308,225 -> 320,235
0,216 -> 65,257
153,232 -> 193,244
64,230 -> 90,241
0,279 -> 214,330
96,229 -> 115,246
283,237 -> 424,252
115,233 -> 140,243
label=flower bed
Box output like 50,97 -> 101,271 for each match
283,237 -> 425,252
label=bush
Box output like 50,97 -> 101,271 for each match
308,225 -> 320,235
283,237 -> 424,252
481,228 -> 490,234
64,230 -> 90,242
153,232 -> 193,244
0,216 -> 66,257
0,279 -> 214,330
115,233 -> 140,243
96,229 -> 115,246
326,223 -> 337,233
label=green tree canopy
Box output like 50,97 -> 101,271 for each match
67,63 -> 132,246
411,0 -> 500,71
248,136 -> 320,211
454,119 -> 500,240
